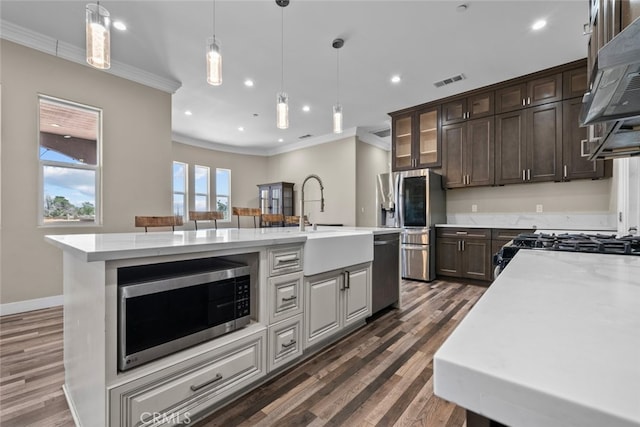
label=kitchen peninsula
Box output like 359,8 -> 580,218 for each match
45,227 -> 400,427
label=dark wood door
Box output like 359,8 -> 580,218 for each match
526,102 -> 562,182
461,240 -> 491,281
495,110 -> 526,185
527,74 -> 563,107
436,238 -> 462,277
563,66 -> 588,99
442,123 -> 465,188
562,98 -> 604,180
466,117 -> 494,187
441,98 -> 466,125
467,91 -> 494,120
495,83 -> 526,113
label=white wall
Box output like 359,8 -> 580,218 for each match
356,139 -> 390,226
1,40 -> 172,305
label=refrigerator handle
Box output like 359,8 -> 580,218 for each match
395,173 -> 404,228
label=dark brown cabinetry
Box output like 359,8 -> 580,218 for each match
563,66 -> 588,99
442,117 -> 494,188
490,228 -> 534,262
257,182 -> 294,220
562,97 -> 607,180
436,228 -> 492,282
496,102 -> 562,185
495,74 -> 563,114
441,91 -> 494,125
391,106 -> 440,171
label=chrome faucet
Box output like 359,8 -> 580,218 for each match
299,174 -> 325,231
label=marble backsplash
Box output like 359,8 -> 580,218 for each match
446,212 -> 617,231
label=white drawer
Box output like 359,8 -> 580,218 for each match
268,245 -> 303,276
111,331 -> 266,426
268,315 -> 303,372
268,271 -> 303,324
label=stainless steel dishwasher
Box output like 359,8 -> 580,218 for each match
371,232 -> 400,314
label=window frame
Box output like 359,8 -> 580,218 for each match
173,161 -> 188,220
194,165 -> 210,212
38,95 -> 102,227
215,168 -> 231,222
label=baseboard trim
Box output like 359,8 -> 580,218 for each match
62,384 -> 82,427
0,295 -> 63,316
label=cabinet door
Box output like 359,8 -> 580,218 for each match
466,117 -> 494,187
441,98 -> 466,125
392,114 -> 414,171
495,83 -> 526,113
495,110 -> 527,185
270,185 -> 281,214
343,267 -> 371,329
461,239 -> 491,281
527,74 -> 563,107
435,237 -> 462,277
563,66 -> 588,99
562,98 -> 604,180
304,273 -> 341,348
442,123 -> 466,188
416,107 -> 441,168
468,91 -> 494,120
527,102 -> 562,183
258,186 -> 270,214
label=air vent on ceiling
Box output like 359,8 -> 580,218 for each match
434,73 -> 466,88
371,128 -> 391,138
298,134 -> 312,139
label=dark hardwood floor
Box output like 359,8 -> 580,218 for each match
0,279 -> 485,427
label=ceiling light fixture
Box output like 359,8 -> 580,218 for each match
276,0 -> 289,129
185,110 -> 193,116
532,19 -> 547,30
244,79 -> 254,87
391,75 -> 401,84
278,138 -> 284,142
332,37 -> 344,134
206,0 -> 222,85
302,105 -> 310,112
113,20 -> 126,31
85,2 -> 111,69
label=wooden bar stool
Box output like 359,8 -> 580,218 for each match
189,211 -> 224,230
232,207 -> 261,228
285,215 -> 308,227
135,215 -> 183,232
261,213 -> 285,227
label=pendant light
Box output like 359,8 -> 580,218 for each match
276,0 -> 289,129
86,2 -> 111,69
332,38 -> 344,134
206,0 -> 222,85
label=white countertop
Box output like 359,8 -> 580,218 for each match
45,226 -> 395,262
434,250 -> 640,427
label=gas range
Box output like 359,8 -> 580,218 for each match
494,233 -> 640,276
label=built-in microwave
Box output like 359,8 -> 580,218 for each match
117,258 -> 251,371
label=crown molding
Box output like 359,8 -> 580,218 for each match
173,132 -> 270,156
0,20 -> 182,94
356,128 -> 391,151
266,127 -> 358,156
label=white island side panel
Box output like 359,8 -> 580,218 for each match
434,250 -> 640,427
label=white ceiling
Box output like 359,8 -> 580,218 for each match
1,0 -> 589,154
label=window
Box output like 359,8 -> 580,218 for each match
173,161 -> 187,218
216,168 -> 231,221
39,96 -> 101,226
194,165 -> 210,211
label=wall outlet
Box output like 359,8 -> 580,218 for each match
536,204 -> 543,213
471,204 -> 478,212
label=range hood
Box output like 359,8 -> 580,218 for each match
580,17 -> 640,160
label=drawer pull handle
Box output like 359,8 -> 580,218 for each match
190,373 -> 223,392
276,254 -> 299,264
282,295 -> 297,302
282,339 -> 297,349
455,231 -> 468,235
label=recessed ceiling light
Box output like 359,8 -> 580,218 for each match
302,105 -> 311,112
63,135 -> 72,139
185,110 -> 192,116
113,21 -> 127,31
278,138 -> 284,143
51,123 -> 61,127
532,19 -> 547,30
238,126 -> 245,131
244,79 -> 254,87
456,4 -> 468,12
391,75 -> 401,84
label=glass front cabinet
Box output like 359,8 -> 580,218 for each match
391,106 -> 441,171
257,181 -> 294,216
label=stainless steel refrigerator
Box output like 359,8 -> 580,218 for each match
394,169 -> 445,281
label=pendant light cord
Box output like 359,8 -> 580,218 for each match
213,0 -> 216,41
281,6 -> 284,91
336,48 -> 340,105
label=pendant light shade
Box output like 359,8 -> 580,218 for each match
206,37 -> 222,85
332,38 -> 344,134
86,3 -> 111,69
276,0 -> 289,129
206,0 -> 222,86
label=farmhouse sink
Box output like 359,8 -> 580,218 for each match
303,230 -> 373,276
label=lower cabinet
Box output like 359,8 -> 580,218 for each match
268,314 -> 303,372
109,328 -> 267,427
435,228 -> 492,282
304,263 -> 371,349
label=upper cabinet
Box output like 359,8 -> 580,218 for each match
495,73 -> 563,114
391,106 -> 440,171
441,91 -> 494,125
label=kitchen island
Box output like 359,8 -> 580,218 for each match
45,226 -> 399,427
434,250 -> 640,427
